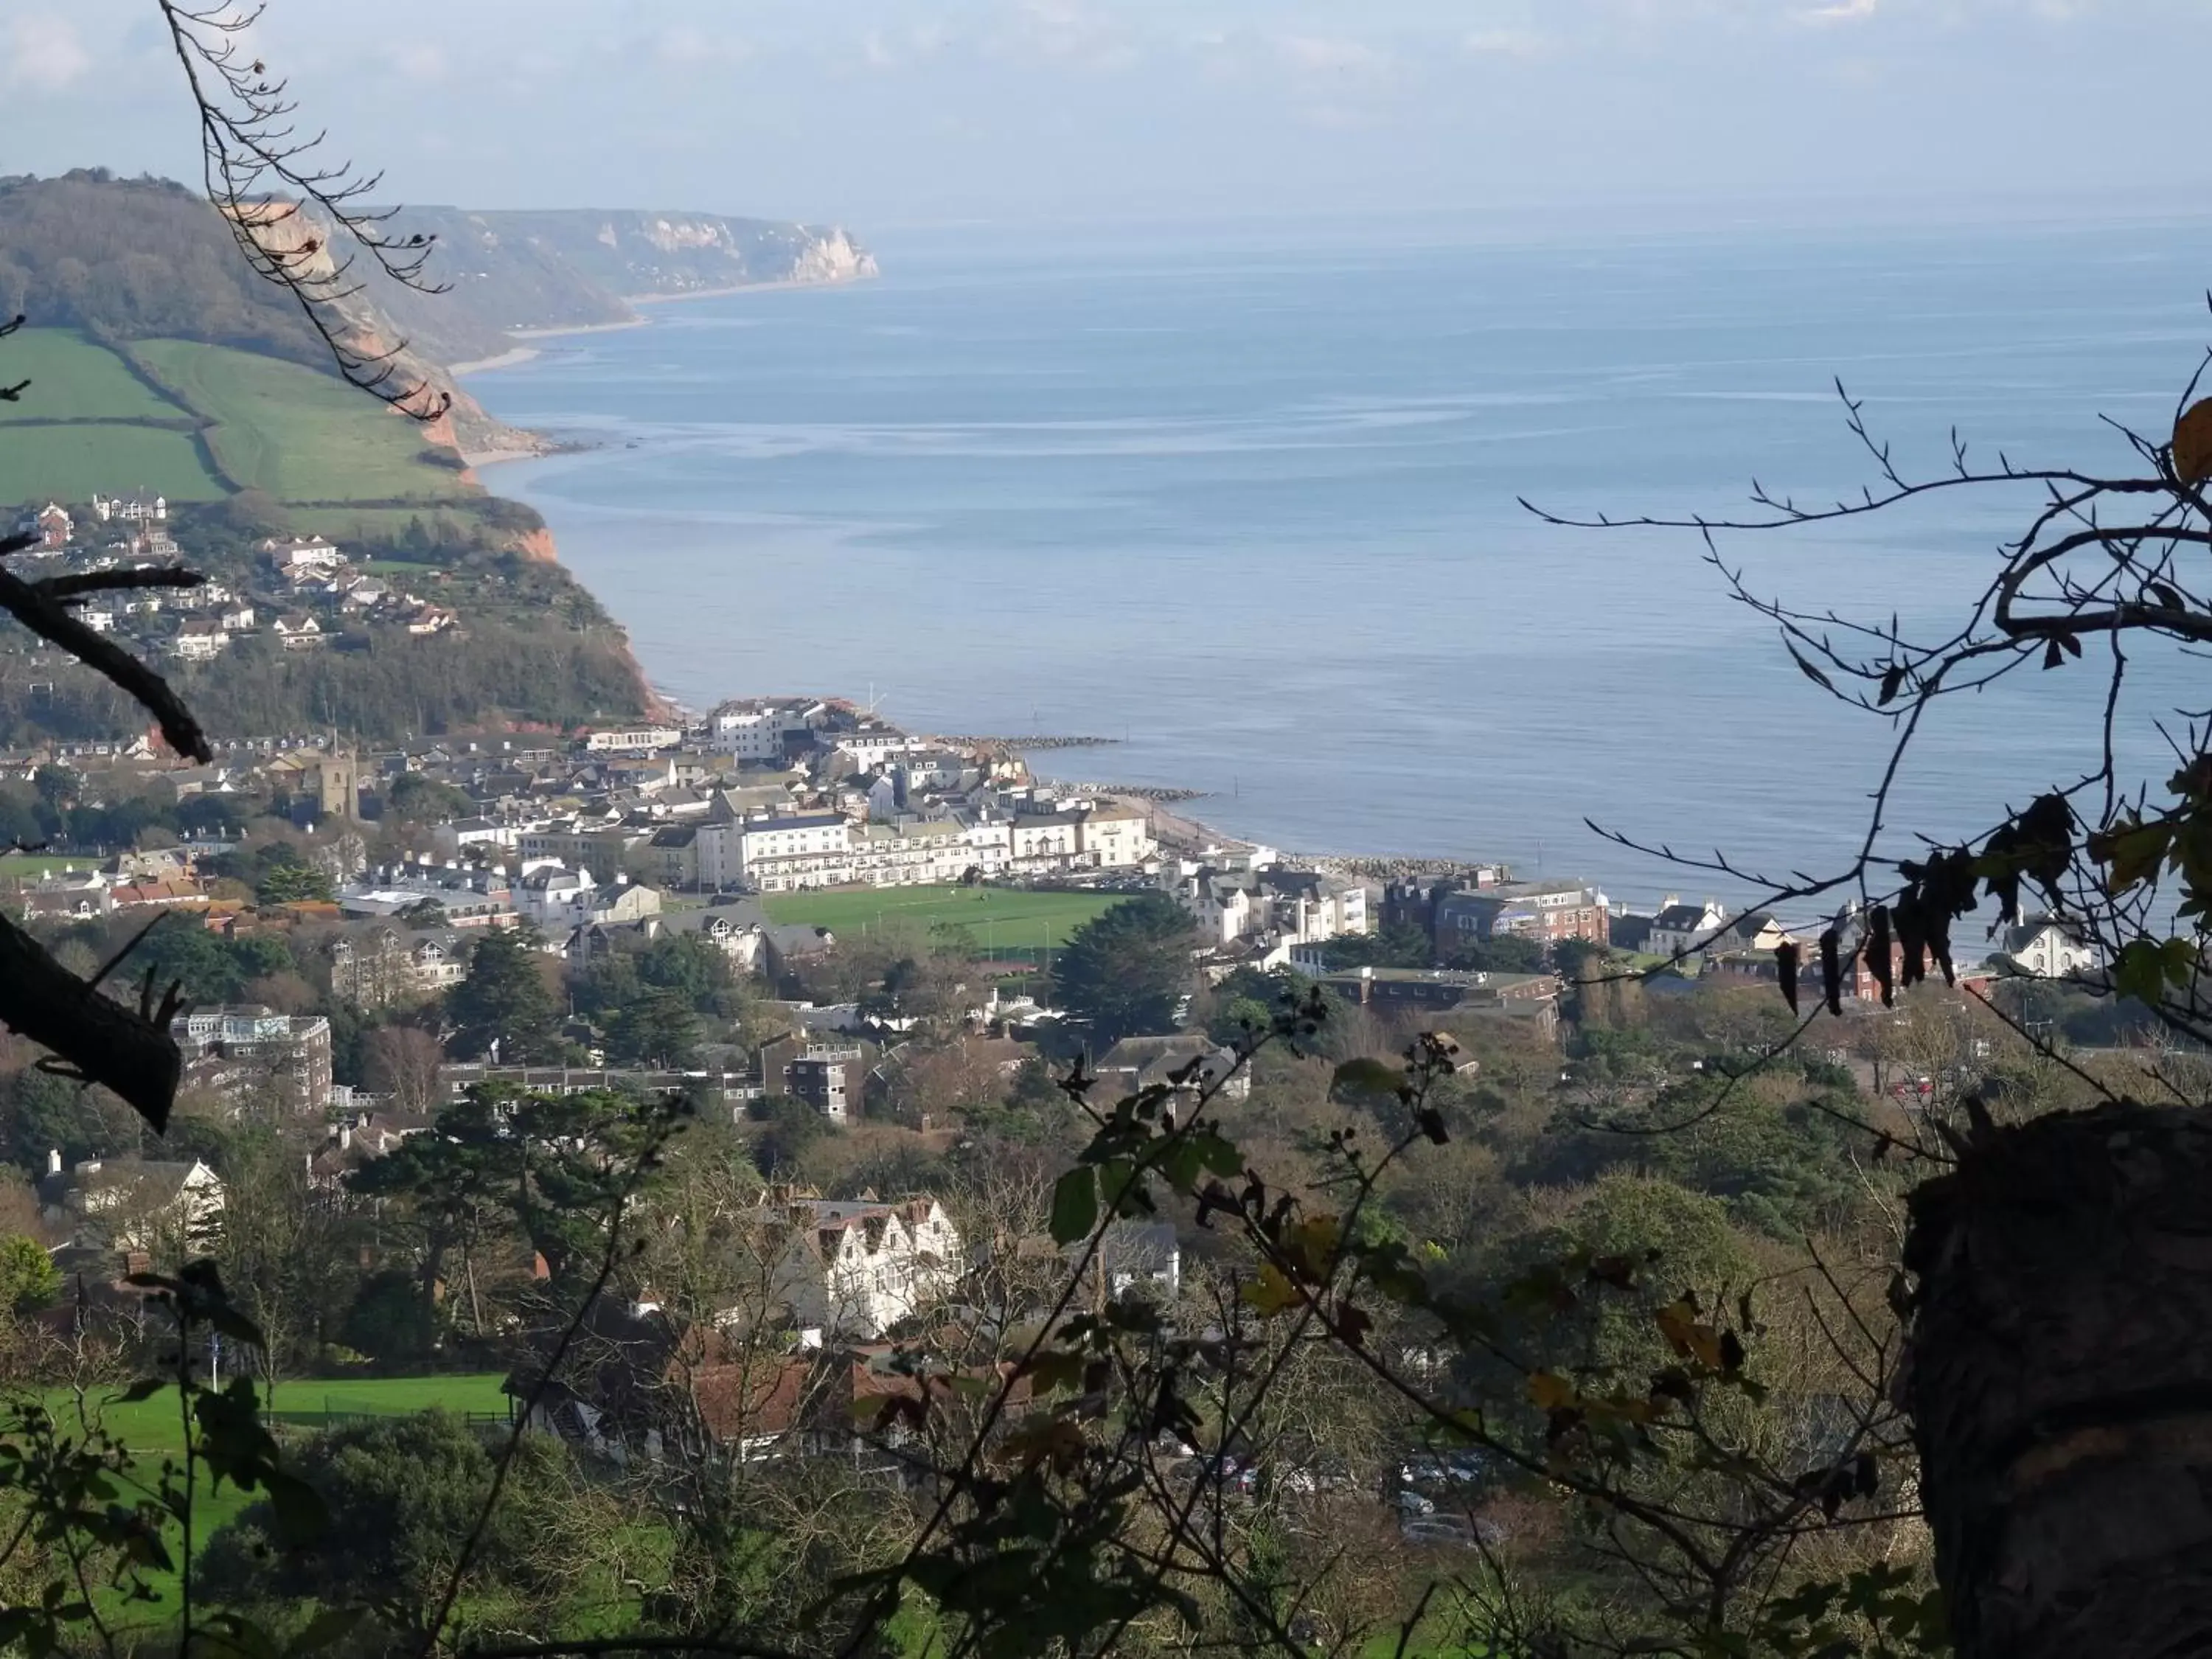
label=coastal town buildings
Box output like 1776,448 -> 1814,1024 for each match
170,1005 -> 335,1115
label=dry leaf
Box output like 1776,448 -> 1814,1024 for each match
2176,398 -> 2212,484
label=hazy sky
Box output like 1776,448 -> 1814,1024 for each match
6,1 -> 2208,230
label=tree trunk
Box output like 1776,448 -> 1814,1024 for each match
1907,1101 -> 2212,1658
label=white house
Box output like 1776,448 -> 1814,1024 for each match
1647,897 -> 1731,963
706,699 -> 824,762
735,813 -> 856,893
94,492 -> 167,524
258,534 -> 347,577
171,622 -> 229,661
959,817 -> 1012,877
1080,805 -> 1156,869
832,724 -> 911,769
2000,916 -> 2101,979
39,1155 -> 225,1253
514,863 -> 662,931
583,726 -> 682,754
271,613 -> 324,650
769,1196 -> 963,1338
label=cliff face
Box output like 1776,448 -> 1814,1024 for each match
228,200 -> 546,460
352,207 -> 878,365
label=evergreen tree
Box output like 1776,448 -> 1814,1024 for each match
445,928 -> 560,1062
1050,893 -> 1198,1046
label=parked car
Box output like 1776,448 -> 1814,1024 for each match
1400,1453 -> 1489,1489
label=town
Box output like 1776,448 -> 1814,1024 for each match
0,495 -> 2127,1640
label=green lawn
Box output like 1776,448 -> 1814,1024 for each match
0,852 -> 97,877
130,340 -> 479,503
0,414 -> 227,504
0,329 -> 191,423
44,1370 -> 513,1455
30,1372 -> 515,1631
764,885 -> 1126,958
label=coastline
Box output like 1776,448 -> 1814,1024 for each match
451,271 -> 880,456
470,271 -> 880,360
625,272 -> 878,307
451,346 -> 542,378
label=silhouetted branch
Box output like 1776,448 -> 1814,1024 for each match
157,1 -> 450,417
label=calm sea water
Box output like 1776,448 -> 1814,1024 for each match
473,217 -> 2212,911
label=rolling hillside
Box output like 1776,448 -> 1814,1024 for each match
0,328 -> 484,513
0,173 -> 658,738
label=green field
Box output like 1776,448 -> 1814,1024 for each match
0,852 -> 97,877
44,1370 -> 513,1453
0,327 -> 482,512
29,1372 -> 512,1630
0,329 -> 189,423
764,885 -> 1125,957
131,339 -> 478,503
0,422 -> 226,502
0,330 -> 229,501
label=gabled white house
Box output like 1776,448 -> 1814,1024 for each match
768,1196 -> 963,1338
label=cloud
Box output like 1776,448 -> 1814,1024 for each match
1798,0 -> 1879,23
1002,1 -> 1139,70
1276,35 -> 1392,76
1464,28 -> 1554,58
385,43 -> 451,83
3,14 -> 92,91
653,27 -> 756,71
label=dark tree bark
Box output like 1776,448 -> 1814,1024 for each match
1907,1102 -> 2212,1658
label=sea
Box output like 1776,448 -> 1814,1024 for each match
470,215 -> 2212,914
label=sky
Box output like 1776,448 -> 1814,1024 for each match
5,1 -> 2210,232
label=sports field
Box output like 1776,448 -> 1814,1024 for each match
131,339 -> 479,503
763,885 -> 1124,957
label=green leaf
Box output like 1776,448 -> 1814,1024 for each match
1240,1263 -> 1302,1317
1048,1166 -> 1098,1246
2113,936 -> 2196,1006
262,1470 -> 328,1545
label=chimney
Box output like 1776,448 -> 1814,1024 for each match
46,1148 -> 60,1178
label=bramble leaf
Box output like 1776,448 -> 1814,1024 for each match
1048,1166 -> 1099,1246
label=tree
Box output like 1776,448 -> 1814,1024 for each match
30,765 -> 80,813
1051,892 -> 1198,1044
254,849 -> 333,905
1317,922 -> 1433,970
1442,933 -> 1545,973
1527,347 -> 2212,1655
636,932 -> 734,1012
605,989 -> 700,1069
746,1095 -> 830,1177
0,1235 -> 60,1314
200,1411 -> 571,1632
385,771 -> 473,824
445,928 -> 561,1062
362,1024 -> 445,1116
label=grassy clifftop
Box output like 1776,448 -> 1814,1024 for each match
0,171 -> 658,739
0,327 -> 485,512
